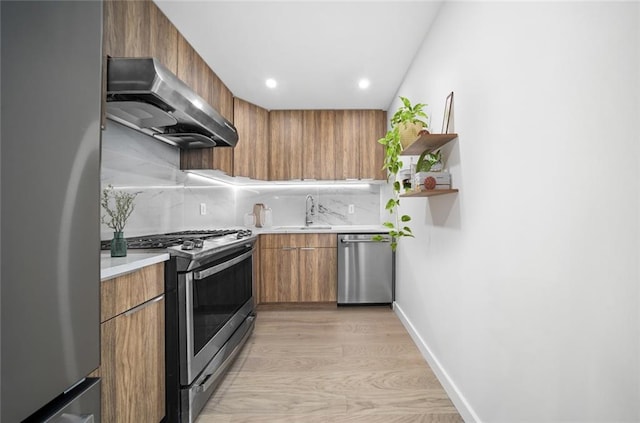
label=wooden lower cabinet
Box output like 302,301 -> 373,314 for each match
299,247 -> 337,302
259,234 -> 337,304
260,247 -> 299,303
96,263 -> 165,423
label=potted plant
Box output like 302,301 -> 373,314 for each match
376,96 -> 430,251
391,96 -> 429,149
416,149 -> 443,173
101,185 -> 139,257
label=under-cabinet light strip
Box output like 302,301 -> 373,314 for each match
185,171 -> 373,189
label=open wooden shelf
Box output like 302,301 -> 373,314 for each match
400,189 -> 459,198
400,133 -> 458,156
398,133 -> 460,198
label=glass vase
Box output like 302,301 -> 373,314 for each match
110,231 -> 127,257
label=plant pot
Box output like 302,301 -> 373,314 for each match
398,122 -> 424,149
110,231 -> 127,257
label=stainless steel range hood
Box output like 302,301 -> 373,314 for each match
106,57 -> 238,149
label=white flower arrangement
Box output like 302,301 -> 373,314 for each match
100,185 -> 139,232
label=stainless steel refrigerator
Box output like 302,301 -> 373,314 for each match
1,2 -> 103,421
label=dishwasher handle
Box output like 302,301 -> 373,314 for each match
340,237 -> 391,244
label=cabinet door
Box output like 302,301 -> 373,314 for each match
335,110 -> 360,180
259,248 -> 299,303
359,110 -> 387,180
209,67 -> 234,174
176,34 -> 210,103
101,295 -> 165,423
234,98 -> 269,179
100,263 -> 164,323
176,35 -> 215,169
269,110 -> 303,180
103,0 -> 178,73
299,247 -> 337,302
177,34 -> 234,173
303,110 -> 336,180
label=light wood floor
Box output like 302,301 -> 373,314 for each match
196,306 -> 463,423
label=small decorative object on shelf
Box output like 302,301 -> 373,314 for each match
424,177 -> 437,190
101,184 -> 139,257
416,149 -> 443,173
442,91 -> 454,134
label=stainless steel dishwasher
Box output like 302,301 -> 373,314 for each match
337,233 -> 394,305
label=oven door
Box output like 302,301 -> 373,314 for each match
178,244 -> 254,385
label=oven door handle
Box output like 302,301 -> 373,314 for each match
193,248 -> 254,280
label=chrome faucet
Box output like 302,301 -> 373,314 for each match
305,194 -> 315,226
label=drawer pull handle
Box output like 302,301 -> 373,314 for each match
124,294 -> 164,316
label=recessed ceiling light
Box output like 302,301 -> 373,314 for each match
358,78 -> 370,89
265,78 -> 277,88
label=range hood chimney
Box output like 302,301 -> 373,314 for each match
106,57 -> 238,149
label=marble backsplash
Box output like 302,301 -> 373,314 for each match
101,120 -> 383,239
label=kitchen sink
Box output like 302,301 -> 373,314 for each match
274,225 -> 333,230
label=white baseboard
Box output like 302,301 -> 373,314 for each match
393,302 -> 481,423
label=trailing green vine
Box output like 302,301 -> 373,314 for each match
374,97 -> 429,251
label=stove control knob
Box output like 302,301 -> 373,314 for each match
181,240 -> 195,250
237,229 -> 252,239
193,239 -> 204,248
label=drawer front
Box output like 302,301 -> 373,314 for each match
303,233 -> 336,248
101,263 -> 164,322
260,233 -> 336,248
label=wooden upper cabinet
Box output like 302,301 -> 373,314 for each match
334,110 -> 387,180
176,34 -> 210,102
234,98 -> 269,180
177,33 -> 214,170
359,110 -> 387,180
211,73 -> 234,123
177,33 -> 234,173
208,57 -> 234,174
103,0 -> 178,73
303,110 -> 336,180
269,110 -> 304,180
267,109 -> 386,181
335,110 -> 361,180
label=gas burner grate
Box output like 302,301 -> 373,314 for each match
100,228 -> 252,251
166,229 -> 238,237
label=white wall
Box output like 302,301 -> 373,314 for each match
391,2 -> 639,422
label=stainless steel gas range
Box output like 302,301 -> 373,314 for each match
103,229 -> 256,423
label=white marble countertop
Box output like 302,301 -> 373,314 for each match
101,252 -> 170,281
252,224 -> 389,234
99,226 -> 386,280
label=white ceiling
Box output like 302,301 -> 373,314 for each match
154,1 -> 443,111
